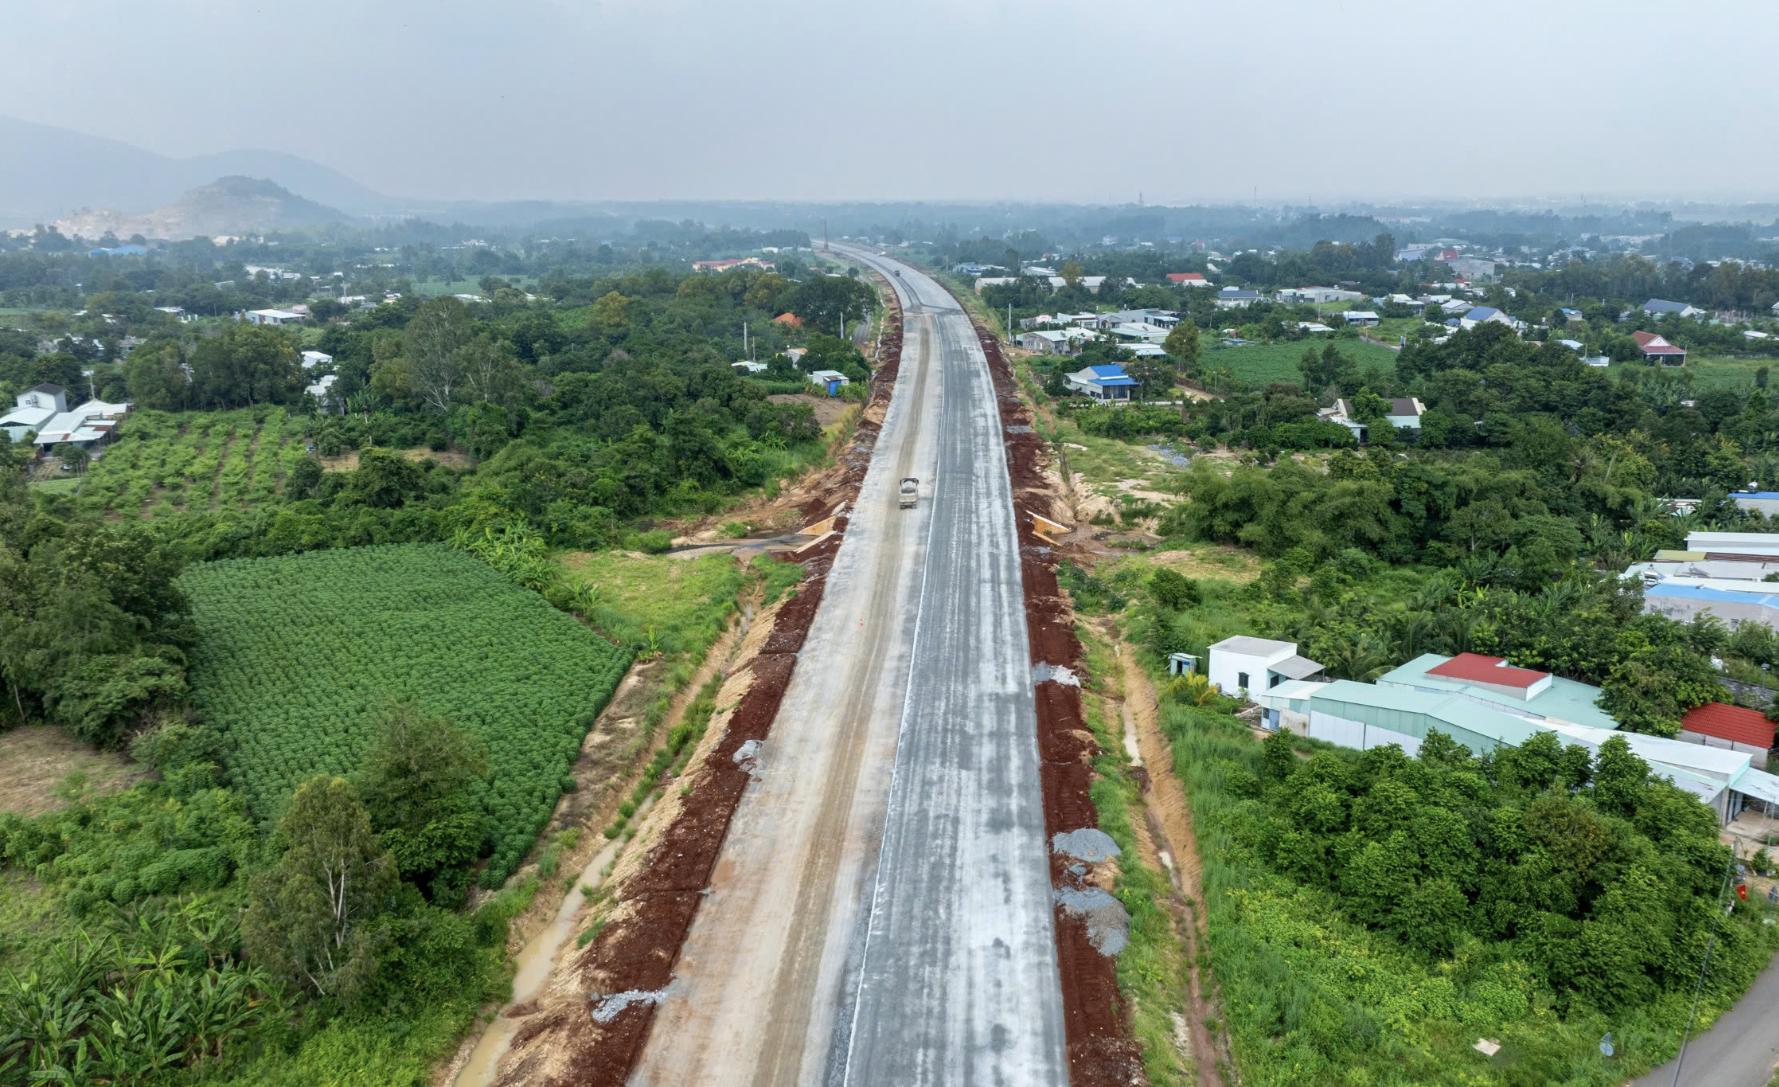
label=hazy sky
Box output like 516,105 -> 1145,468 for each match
6,0 -> 1777,204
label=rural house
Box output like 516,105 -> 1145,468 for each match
243,308 -> 304,326
0,384 -> 67,442
1644,298 -> 1704,319
1632,330 -> 1687,365
1064,363 -> 1138,402
1206,636 -> 1325,703
1213,288 -> 1262,309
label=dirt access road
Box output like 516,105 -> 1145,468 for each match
630,249 -> 1067,1086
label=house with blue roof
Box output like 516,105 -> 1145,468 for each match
1458,305 -> 1517,330
1065,363 -> 1138,402
1729,492 -> 1779,516
1644,581 -> 1779,630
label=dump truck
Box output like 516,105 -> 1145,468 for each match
899,477 -> 919,509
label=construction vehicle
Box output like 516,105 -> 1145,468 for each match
899,477 -> 919,509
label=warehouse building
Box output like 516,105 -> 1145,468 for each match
1256,668 -> 1779,823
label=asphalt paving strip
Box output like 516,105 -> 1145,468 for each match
960,294 -> 1149,1085
747,313 -> 940,1087
618,263 -> 939,1086
826,257 -> 1071,1085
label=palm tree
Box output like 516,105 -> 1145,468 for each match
1325,635 -> 1392,682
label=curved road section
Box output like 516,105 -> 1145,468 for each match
631,250 -> 1066,1086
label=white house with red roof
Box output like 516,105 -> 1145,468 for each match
1166,272 -> 1211,287
1632,330 -> 1687,365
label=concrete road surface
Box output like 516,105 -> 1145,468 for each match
629,250 -> 1066,1086
1632,951 -> 1779,1087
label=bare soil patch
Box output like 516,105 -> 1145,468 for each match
0,727 -> 147,816
320,447 -> 473,472
769,391 -> 853,429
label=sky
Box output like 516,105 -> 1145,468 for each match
5,0 -> 1777,205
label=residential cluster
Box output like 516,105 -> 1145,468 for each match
1199,636 -> 1779,824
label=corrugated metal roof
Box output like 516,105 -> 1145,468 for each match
1646,583 -> 1779,607
1377,652 -> 1617,730
1272,655 -> 1325,680
1428,652 -> 1547,689
1681,703 -> 1776,749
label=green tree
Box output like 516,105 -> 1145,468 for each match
356,705 -> 490,904
284,454 -> 323,499
589,290 -> 630,332
404,296 -> 473,414
1060,260 -> 1083,289
186,324 -> 304,409
243,776 -> 397,1000
339,447 -> 426,509
51,441 -> 88,475
1261,728 -> 1297,786
1148,567 -> 1201,611
1600,644 -> 1718,737
1162,321 -> 1201,371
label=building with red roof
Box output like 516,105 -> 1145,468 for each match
1166,273 -> 1209,286
1680,703 -> 1775,767
1632,330 -> 1687,366
1425,652 -> 1553,700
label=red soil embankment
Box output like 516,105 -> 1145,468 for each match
968,312 -> 1147,1087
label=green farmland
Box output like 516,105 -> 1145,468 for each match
1199,338 -> 1399,388
76,407 -> 312,519
178,543 -> 632,885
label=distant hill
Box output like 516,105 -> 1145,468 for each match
54,176 -> 353,240
0,115 -> 391,224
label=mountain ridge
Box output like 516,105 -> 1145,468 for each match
0,115 -> 392,224
52,176 -> 353,241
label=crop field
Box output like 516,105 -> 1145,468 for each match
178,543 -> 633,885
77,407 -> 313,519
1595,354 -> 1775,390
1199,338 -> 1399,387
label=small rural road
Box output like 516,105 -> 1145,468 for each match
629,249 -> 1066,1086
1631,952 -> 1779,1087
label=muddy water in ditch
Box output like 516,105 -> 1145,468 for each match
452,794 -> 658,1087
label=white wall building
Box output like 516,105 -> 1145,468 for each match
1206,636 -> 1325,699
243,309 -> 303,326
0,384 -> 67,442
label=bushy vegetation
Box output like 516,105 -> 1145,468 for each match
0,710 -> 516,1086
1162,700 -> 1776,1085
177,544 -> 630,884
0,442 -> 193,746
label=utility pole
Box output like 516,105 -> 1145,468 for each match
1007,302 -> 1013,341
743,321 -> 749,361
1671,862 -> 1739,1087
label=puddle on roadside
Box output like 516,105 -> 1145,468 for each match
453,793 -> 658,1087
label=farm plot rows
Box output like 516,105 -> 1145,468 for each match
77,408 -> 309,519
178,543 -> 632,885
